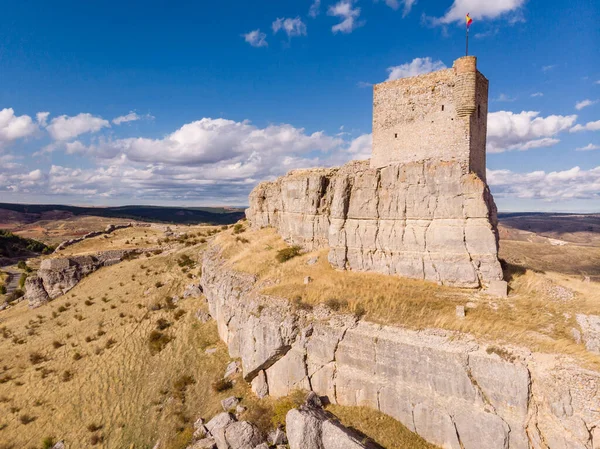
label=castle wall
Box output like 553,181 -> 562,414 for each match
371,56 -> 488,181
246,159 -> 504,288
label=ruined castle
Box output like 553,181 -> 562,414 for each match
247,56 -> 506,291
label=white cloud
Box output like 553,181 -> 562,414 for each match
46,113 -> 110,141
570,120 -> 600,133
386,57 -> 447,81
375,0 -> 416,16
575,99 -> 597,110
488,166 -> 600,202
530,92 -> 543,97
0,108 -> 39,145
36,112 -> 50,127
576,143 -> 600,151
309,0 -> 321,18
487,110 -> 577,153
0,117 -> 372,205
113,112 -> 141,125
243,29 -> 268,47
596,80 -> 600,85
433,0 -> 526,25
272,17 -> 307,38
328,0 -> 362,34
542,65 -> 556,72
494,93 -> 516,102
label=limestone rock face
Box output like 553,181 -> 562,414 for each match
576,314 -> 600,354
25,250 -> 141,307
246,160 -> 503,288
201,247 -> 600,449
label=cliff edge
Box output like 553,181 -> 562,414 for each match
246,159 -> 504,289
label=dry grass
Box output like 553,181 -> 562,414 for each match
0,227 -> 259,448
215,227 -> 600,367
326,405 -> 439,449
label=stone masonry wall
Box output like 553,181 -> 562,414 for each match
201,246 -> 600,449
246,159 -> 503,288
371,56 -> 488,181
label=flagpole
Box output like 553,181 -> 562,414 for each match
466,24 -> 469,56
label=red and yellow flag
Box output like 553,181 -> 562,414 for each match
466,13 -> 473,28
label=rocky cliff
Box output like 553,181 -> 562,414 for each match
201,245 -> 600,449
246,160 -> 504,289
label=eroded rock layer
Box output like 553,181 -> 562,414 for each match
246,160 -> 503,288
201,246 -> 600,449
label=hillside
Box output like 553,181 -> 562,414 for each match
0,230 -> 52,260
0,203 -> 245,226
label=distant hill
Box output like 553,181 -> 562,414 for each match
0,229 -> 52,259
0,203 -> 246,225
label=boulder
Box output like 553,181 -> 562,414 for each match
268,428 -> 287,445
25,276 -> 50,308
224,361 -> 240,378
576,314 -> 600,354
221,396 -> 240,412
188,438 -> 216,449
251,370 -> 269,399
206,412 -> 235,435
184,284 -> 203,298
52,442 -> 65,449
224,421 -> 264,449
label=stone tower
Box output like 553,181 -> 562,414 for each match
371,56 -> 489,181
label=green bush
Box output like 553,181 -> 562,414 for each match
41,436 -> 56,449
233,223 -> 245,234
18,273 -> 28,289
275,245 -> 302,263
0,285 -> 6,295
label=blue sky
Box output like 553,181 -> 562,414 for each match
0,0 -> 598,211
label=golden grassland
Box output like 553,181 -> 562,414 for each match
0,226 -> 257,449
215,225 -> 600,367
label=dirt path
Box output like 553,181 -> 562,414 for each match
2,267 -> 21,295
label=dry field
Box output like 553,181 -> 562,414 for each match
0,210 -> 134,247
215,224 -> 600,368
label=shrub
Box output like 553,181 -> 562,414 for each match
41,437 -> 55,449
271,390 -> 307,429
57,305 -> 67,313
233,223 -> 245,234
6,289 -> 24,304
29,352 -> 45,365
61,370 -> 73,382
148,331 -> 172,354
84,299 -> 93,306
52,341 -> 64,349
276,246 -> 302,263
293,296 -> 313,312
156,318 -> 171,330
19,414 -> 35,425
17,261 -> 27,271
18,273 -> 27,289
105,338 -> 117,349
73,352 -> 83,361
87,423 -> 103,432
155,281 -> 163,288
90,433 -> 104,445
211,378 -> 233,392
236,236 -> 249,244
0,285 -> 6,295
324,298 -> 348,311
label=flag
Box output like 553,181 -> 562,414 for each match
466,13 -> 473,28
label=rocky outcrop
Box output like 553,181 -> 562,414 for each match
201,246 -> 600,449
54,223 -> 132,252
24,249 -> 142,308
286,394 -> 381,449
576,314 -> 600,354
246,160 -> 504,289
